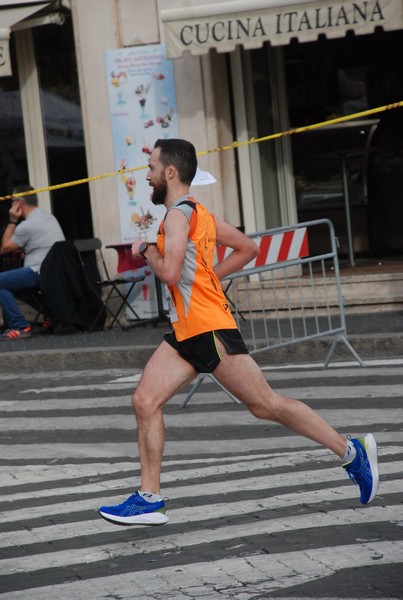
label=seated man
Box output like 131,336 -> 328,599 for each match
0,184 -> 65,340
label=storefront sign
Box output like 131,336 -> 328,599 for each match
0,2 -> 52,76
161,0 -> 403,57
105,44 -> 178,318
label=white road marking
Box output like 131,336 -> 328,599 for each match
261,357 -> 403,370
1,443 -> 401,490
1,507 -> 402,576
1,406 -> 402,431
1,464 -> 401,524
2,430 -> 402,460
16,360 -> 403,394
2,541 -> 401,599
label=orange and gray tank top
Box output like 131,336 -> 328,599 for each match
157,196 -> 236,341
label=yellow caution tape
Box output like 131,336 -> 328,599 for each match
1,101 -> 402,202
197,101 -> 403,156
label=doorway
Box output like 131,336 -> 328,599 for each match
0,14 -> 93,241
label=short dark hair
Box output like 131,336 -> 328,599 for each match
154,138 -> 197,185
12,184 -> 38,206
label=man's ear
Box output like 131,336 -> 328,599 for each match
166,166 -> 176,180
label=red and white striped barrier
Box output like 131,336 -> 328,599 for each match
216,227 -> 309,270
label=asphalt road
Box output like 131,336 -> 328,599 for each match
0,357 -> 402,599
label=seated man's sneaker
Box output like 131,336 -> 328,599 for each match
0,326 -> 32,340
343,433 -> 379,504
98,491 -> 168,525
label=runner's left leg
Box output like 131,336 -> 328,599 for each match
132,339 -> 197,493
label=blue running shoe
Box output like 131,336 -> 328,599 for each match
343,434 -> 379,504
98,491 -> 168,525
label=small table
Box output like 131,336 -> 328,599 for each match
106,243 -> 168,326
106,243 -> 146,272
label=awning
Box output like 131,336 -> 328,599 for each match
0,1 -> 52,75
160,0 -> 403,58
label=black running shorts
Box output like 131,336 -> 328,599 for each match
164,328 -> 249,373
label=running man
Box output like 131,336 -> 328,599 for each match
99,138 -> 379,525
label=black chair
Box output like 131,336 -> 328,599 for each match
15,287 -> 50,330
38,240 -> 107,332
74,238 -> 145,331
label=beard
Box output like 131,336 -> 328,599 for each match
151,177 -> 168,206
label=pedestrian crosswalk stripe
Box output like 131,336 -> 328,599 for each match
1,469 -> 402,524
2,430 -> 403,460
1,505 -> 402,577
1,448 -> 401,492
1,541 -> 402,599
0,486 -> 401,551
2,407 -> 403,431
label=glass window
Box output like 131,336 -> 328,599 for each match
241,45 -> 294,229
285,30 -> 403,257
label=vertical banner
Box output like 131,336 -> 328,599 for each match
105,45 -> 178,318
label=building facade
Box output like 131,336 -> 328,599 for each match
1,0 -> 402,265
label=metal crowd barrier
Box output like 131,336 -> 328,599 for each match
181,218 -> 363,407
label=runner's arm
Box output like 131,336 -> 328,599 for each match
132,209 -> 189,285
214,219 -> 259,280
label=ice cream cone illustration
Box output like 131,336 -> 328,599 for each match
111,71 -> 128,104
119,160 -> 136,204
124,177 -> 136,203
130,208 -> 157,231
135,82 -> 152,119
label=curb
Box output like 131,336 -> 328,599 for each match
2,333 -> 402,373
